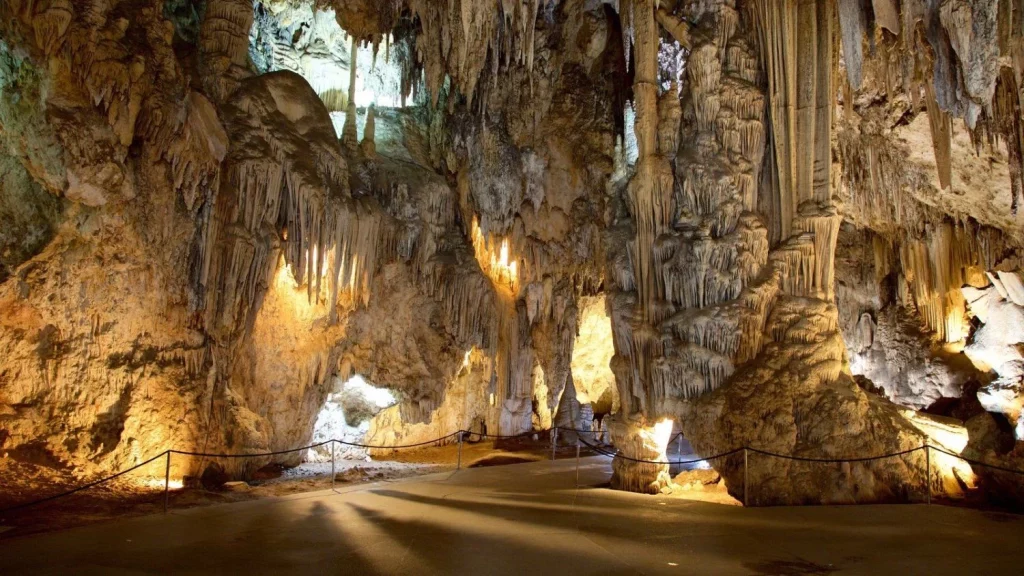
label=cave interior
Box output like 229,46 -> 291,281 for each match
1,0 -> 1024,513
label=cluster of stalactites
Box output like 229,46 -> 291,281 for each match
895,219 -> 1011,344
199,0 -> 256,103
406,0 -> 551,107
749,0 -> 834,244
1,0 -> 221,195
372,157 -> 581,439
380,175 -> 504,384
838,0 -> 1024,208
613,1 -> 778,412
838,0 -> 1006,130
201,73 -> 390,344
471,218 -> 519,293
0,0 -> 251,330
202,159 -> 384,340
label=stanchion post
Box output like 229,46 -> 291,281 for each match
163,450 -> 171,514
457,431 -> 463,470
331,441 -> 336,491
552,428 -> 558,461
743,448 -> 749,507
925,444 -> 931,505
575,439 -> 581,487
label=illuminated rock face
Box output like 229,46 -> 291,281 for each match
2,0 -> 1024,507
609,417 -> 674,494
835,223 -> 986,411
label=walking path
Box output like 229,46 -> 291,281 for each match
1,456 -> 1022,575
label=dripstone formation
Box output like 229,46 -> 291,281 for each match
2,0 -> 1024,507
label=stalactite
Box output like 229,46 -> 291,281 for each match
164,92 -> 228,214
794,204 -> 842,301
873,0 -> 900,35
897,221 -> 977,343
994,67 -> 1024,213
406,0 -> 548,106
924,80 -> 953,191
838,0 -> 865,90
342,37 -> 359,151
750,0 -> 834,238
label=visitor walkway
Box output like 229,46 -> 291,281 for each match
1,456 -> 1022,575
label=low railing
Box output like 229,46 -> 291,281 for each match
575,434 -> 1024,505
1,427 -> 1021,517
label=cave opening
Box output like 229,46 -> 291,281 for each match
306,374 -> 397,463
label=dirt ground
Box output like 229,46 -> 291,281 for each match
0,437 -> 594,539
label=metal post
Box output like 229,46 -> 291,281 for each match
331,441 -> 336,490
743,448 -> 749,507
457,431 -> 463,470
925,444 -> 931,505
677,434 -> 683,456
575,439 -> 581,487
551,427 -> 558,461
163,451 -> 172,514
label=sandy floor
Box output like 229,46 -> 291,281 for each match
2,456 -> 1022,575
0,438 -> 601,538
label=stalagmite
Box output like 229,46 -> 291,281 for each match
361,104 -> 377,159
199,0 -> 255,102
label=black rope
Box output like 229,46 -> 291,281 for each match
170,439 -> 336,458
554,426 -> 596,435
6,430 -> 1024,517
928,445 -> 1024,476
170,432 -> 463,457
577,435 -> 742,465
0,450 -> 171,515
466,430 -> 541,440
333,432 -> 462,450
747,445 -> 925,463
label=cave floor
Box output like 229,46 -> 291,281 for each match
1,456 -> 1022,575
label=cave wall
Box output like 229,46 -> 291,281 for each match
0,0 -> 623,485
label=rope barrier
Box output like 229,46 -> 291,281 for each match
332,432 -> 463,450
0,450 -> 170,515
168,433 -> 463,458
578,435 -> 744,465
0,434 -> 462,515
169,440 -> 336,458
464,430 -> 542,441
927,445 -> 1024,476
747,445 -> 926,463
4,429 -> 1024,517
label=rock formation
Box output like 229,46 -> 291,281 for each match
2,0 -> 1023,508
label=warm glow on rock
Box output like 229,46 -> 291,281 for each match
273,258 -> 320,321
902,410 -> 977,490
303,245 -> 333,283
571,296 -> 617,412
652,418 -> 675,452
140,477 -> 184,490
471,218 -> 518,291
